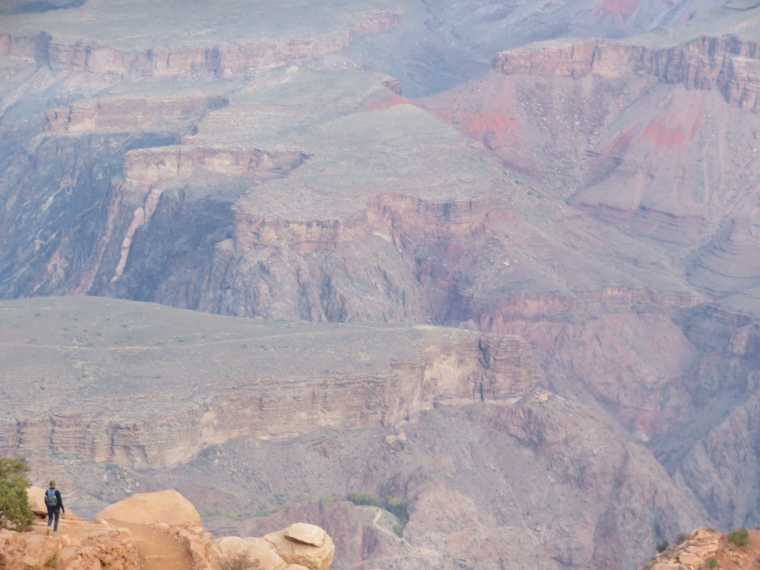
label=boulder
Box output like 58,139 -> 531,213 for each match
264,524 -> 335,570
285,523 -> 326,547
27,486 -> 48,517
94,489 -> 201,527
213,536 -> 288,570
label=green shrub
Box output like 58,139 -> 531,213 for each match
348,491 -> 411,533
325,495 -> 336,503
0,456 -> 34,531
656,540 -> 669,553
727,528 -> 750,548
706,557 -> 720,568
383,496 -> 409,523
347,492 -> 379,506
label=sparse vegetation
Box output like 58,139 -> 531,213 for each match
199,507 -> 224,517
347,492 -> 410,535
217,551 -> 254,570
325,495 -> 336,502
384,495 -> 408,522
657,540 -> 669,553
727,528 -> 750,549
347,492 -> 379,506
706,557 -> 720,568
0,455 -> 34,531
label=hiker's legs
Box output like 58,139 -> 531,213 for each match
47,506 -> 54,527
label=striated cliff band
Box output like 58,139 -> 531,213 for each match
0,296 -> 539,471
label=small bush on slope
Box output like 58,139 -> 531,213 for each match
727,527 -> 750,548
0,455 -> 34,531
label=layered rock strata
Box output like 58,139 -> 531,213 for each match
45,95 -> 228,134
0,9 -> 400,78
494,36 -> 760,112
0,297 -> 540,470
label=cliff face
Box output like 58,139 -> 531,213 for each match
0,297 -> 539,470
494,36 -> 760,112
93,386 -> 704,570
44,95 -> 228,134
0,11 -> 401,78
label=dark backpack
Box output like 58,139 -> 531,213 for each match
45,489 -> 57,507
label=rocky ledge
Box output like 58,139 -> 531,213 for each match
640,527 -> 760,570
1,487 -> 334,570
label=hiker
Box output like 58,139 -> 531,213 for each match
45,480 -> 65,534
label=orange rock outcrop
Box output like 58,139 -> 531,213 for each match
642,528 -> 760,570
0,488 -> 336,570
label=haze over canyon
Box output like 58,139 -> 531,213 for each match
3,0 -> 760,568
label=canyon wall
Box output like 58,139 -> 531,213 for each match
0,298 -> 540,470
494,36 -> 760,112
0,11 -> 401,78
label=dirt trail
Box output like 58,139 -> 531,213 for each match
30,518 -> 195,569
114,521 -> 195,570
370,506 -> 400,540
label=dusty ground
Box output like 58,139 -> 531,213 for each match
29,517 -> 195,570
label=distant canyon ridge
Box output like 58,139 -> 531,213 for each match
3,1 -> 760,568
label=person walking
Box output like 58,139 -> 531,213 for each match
44,480 -> 65,535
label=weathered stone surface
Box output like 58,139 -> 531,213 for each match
213,536 -> 288,570
264,527 -> 335,570
285,523 -> 326,547
0,523 -> 139,570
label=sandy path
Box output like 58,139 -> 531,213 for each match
114,521 -> 195,570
